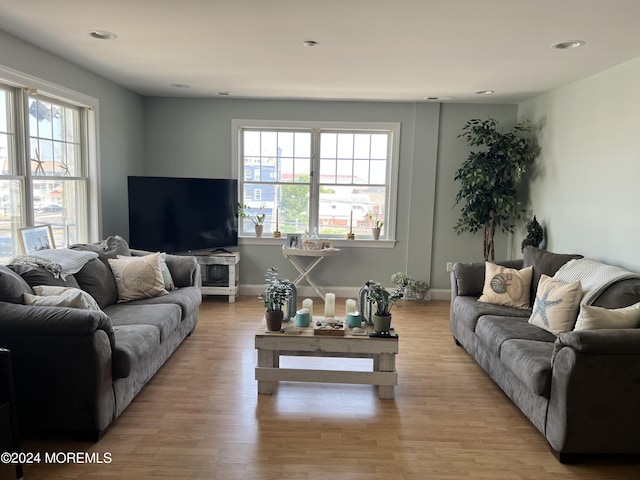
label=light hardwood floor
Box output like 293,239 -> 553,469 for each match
6,296 -> 640,479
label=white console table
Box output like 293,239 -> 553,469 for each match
281,248 -> 340,299
195,251 -> 239,303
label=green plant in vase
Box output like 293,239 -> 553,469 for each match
363,280 -> 403,333
238,202 -> 266,237
262,267 -> 293,331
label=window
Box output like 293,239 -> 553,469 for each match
0,73 -> 97,263
233,120 -> 400,241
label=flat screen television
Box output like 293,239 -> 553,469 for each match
128,176 -> 238,254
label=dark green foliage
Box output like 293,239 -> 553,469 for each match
521,216 -> 544,251
454,118 -> 539,261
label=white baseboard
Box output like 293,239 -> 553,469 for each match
238,285 -> 451,301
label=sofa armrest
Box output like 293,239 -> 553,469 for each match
556,329 -> 640,355
0,301 -> 114,346
130,249 -> 198,287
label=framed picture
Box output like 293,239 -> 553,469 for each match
286,233 -> 301,249
320,239 -> 334,250
18,224 -> 56,255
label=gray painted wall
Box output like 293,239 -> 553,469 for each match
143,97 -> 518,289
518,56 -> 640,272
0,29 -> 145,238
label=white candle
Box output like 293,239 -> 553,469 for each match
302,298 -> 313,315
275,208 -> 279,230
349,210 -> 353,233
283,302 -> 289,320
345,298 -> 357,315
324,293 -> 335,318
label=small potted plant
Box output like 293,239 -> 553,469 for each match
412,280 -> 430,301
238,202 -> 266,237
391,271 -> 414,299
262,267 -> 293,331
367,211 -> 384,240
363,280 -> 403,333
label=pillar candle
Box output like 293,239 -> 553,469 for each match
283,302 -> 289,320
345,298 -> 357,315
275,208 -> 279,230
324,293 -> 335,318
302,298 -> 313,315
349,210 -> 353,233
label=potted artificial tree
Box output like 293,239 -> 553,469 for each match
454,118 -> 539,261
363,280 -> 403,333
238,202 -> 266,237
262,267 -> 293,332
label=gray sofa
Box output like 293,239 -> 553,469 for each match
450,247 -> 640,462
0,236 -> 201,440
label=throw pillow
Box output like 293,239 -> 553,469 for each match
0,264 -> 34,303
33,285 -> 101,311
529,274 -> 582,334
574,302 -> 640,330
159,252 -> 176,291
108,253 -> 168,303
478,263 -> 533,309
522,246 -> 583,300
23,288 -> 100,311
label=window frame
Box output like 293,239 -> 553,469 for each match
232,119 -> 400,248
0,64 -> 101,256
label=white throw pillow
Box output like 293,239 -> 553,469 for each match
159,252 -> 176,291
478,263 -> 533,310
574,302 -> 640,330
24,288 -> 101,311
529,274 -> 582,334
32,285 -> 101,311
108,252 -> 168,303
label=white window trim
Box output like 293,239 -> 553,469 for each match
0,63 -> 102,241
231,119 -> 399,248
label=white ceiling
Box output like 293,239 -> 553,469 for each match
1,0 -> 640,103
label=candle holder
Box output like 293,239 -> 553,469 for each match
272,231 -> 282,238
347,232 -> 355,240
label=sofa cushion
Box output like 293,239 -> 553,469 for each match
108,253 -> 168,303
529,275 -> 582,334
70,235 -> 131,264
452,259 -> 524,297
591,278 -> 640,309
478,263 -> 532,309
476,316 -> 556,356
0,265 -> 34,303
523,246 -> 583,300
452,296 -> 531,333
500,339 -> 554,397
112,324 -> 161,379
574,302 -> 640,331
124,286 -> 202,320
159,252 -> 176,290
104,303 -> 181,343
8,264 -> 80,289
73,258 -> 118,309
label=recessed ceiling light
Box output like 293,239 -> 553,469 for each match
89,30 -> 117,40
218,92 -> 230,96
475,90 -> 495,95
424,96 -> 454,101
552,40 -> 586,50
170,83 -> 190,89
303,40 -> 318,47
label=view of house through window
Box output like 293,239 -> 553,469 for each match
236,122 -> 399,240
0,82 -> 90,262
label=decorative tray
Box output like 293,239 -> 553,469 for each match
313,320 -> 345,336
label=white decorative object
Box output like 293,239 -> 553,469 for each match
345,298 -> 357,314
324,293 -> 335,318
302,298 -> 314,315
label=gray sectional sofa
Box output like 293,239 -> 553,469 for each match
0,236 -> 201,440
450,247 -> 640,462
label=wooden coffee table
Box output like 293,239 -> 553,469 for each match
254,318 -> 399,399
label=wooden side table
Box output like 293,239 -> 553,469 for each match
194,251 -> 240,303
281,248 -> 340,299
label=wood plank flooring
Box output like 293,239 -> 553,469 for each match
4,296 -> 640,479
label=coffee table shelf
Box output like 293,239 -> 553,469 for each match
255,319 -> 398,399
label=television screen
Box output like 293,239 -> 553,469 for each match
128,176 -> 238,253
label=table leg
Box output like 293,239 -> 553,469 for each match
257,349 -> 279,394
376,353 -> 396,399
285,255 -> 327,298
228,262 -> 236,303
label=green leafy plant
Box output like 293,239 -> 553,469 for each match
521,215 -> 544,251
390,272 -> 412,287
412,280 -> 429,294
454,118 -> 539,261
367,211 -> 384,229
364,280 -> 403,316
262,267 -> 293,313
238,202 -> 266,225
